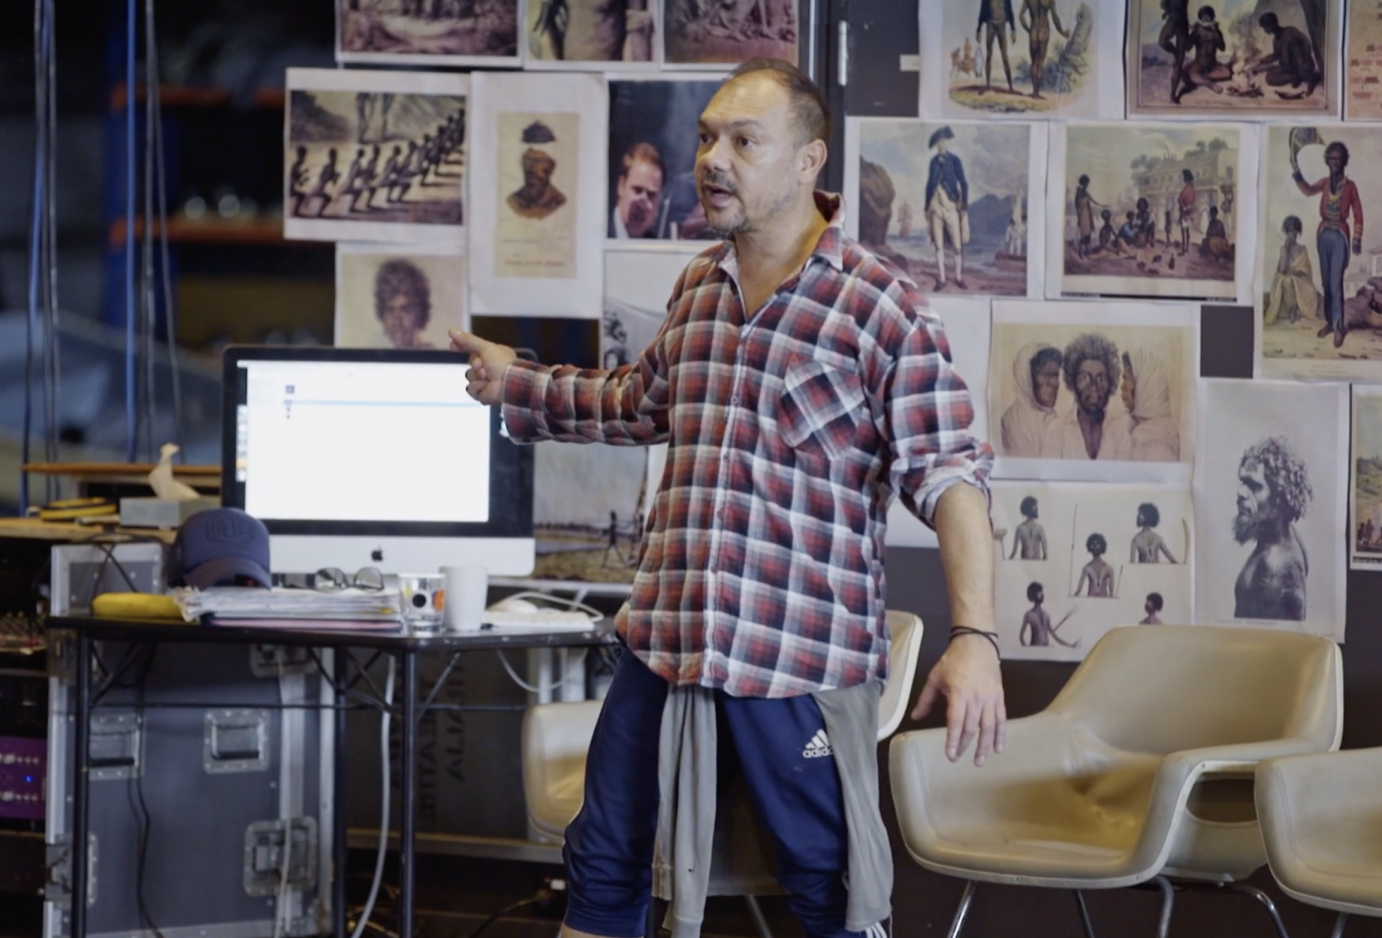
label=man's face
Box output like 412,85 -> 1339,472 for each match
936,139 -> 949,155
1034,587 -> 1044,605
1033,360 -> 1060,409
522,151 -> 555,191
1235,462 -> 1275,542
617,159 -> 663,237
695,73 -> 806,238
1074,358 -> 1112,413
381,292 -> 424,348
1326,150 -> 1344,175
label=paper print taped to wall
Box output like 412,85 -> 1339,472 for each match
917,0 -> 1124,120
284,68 -> 467,244
988,300 -> 1197,484
844,118 -> 1047,298
602,246 -> 702,367
1350,385 -> 1382,570
1127,0 -> 1337,118
1195,378 -> 1347,640
527,0 -> 656,67
1048,122 -> 1257,301
663,0 -> 797,67
1257,124 -> 1382,380
337,0 -> 520,67
1346,2 -> 1382,119
335,244 -> 466,349
992,481 -> 1193,662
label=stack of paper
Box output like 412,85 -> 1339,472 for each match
173,587 -> 402,624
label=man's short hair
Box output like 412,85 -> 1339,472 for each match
374,258 -> 431,326
1325,141 -> 1351,168
1259,12 -> 1279,31
1027,581 -> 1043,602
619,142 -> 664,182
1062,333 -> 1121,392
1147,592 -> 1163,612
1241,436 -> 1314,525
1283,215 -> 1303,235
1020,495 -> 1038,518
725,57 -> 830,147
1086,533 -> 1107,556
1138,502 -> 1160,527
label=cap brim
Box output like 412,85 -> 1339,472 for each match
185,555 -> 272,589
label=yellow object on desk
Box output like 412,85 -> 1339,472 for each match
91,593 -> 186,621
36,497 -> 118,521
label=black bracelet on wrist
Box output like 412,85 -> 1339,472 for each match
950,625 -> 1001,661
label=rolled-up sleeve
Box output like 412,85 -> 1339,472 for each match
884,308 -> 993,528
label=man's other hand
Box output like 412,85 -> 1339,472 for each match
449,328 -> 518,406
910,634 -> 1006,767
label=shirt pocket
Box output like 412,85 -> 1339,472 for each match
777,353 -> 867,463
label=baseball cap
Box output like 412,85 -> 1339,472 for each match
170,508 -> 272,589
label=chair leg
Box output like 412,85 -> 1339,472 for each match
1224,882 -> 1293,938
1153,875 -> 1175,938
1072,889 -> 1098,938
744,896 -> 774,938
1330,912 -> 1349,938
945,880 -> 978,938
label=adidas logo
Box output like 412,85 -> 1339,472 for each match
802,729 -> 832,758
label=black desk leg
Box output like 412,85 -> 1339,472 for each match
71,630 -> 91,938
399,649 -> 418,938
333,650 -> 347,938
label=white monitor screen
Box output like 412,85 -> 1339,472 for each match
236,359 -> 489,524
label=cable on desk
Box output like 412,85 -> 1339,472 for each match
350,655 -> 395,938
496,649 -> 587,695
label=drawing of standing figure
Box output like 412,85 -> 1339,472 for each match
1158,0 -> 1191,104
1130,502 -> 1178,563
926,126 -> 969,290
1010,496 -> 1048,560
1075,532 -> 1114,597
1020,582 -> 1079,647
1019,0 -> 1069,100
975,0 -> 1017,94
1293,141 -> 1363,349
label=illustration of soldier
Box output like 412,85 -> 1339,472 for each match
925,125 -> 969,290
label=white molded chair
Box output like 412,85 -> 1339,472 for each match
889,624 -> 1343,938
521,611 -> 924,929
1256,747 -> 1382,938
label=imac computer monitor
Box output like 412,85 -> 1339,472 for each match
221,346 -> 535,576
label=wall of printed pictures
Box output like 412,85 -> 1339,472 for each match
296,0 -> 1382,640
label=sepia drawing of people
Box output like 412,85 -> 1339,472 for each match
1010,495 -> 1048,560
339,0 -> 520,62
1264,215 -> 1320,326
975,0 -> 1017,94
1057,333 -> 1131,461
1122,344 -> 1179,461
374,258 -> 436,349
530,0 -> 654,63
1183,5 -> 1232,95
1140,591 -> 1164,624
1000,342 -> 1061,458
1020,582 -> 1079,647
1293,142 -> 1363,349
1233,436 -> 1312,621
609,142 -> 664,239
1130,501 -> 1178,563
1074,532 -> 1114,597
925,126 -> 969,289
507,121 -> 567,220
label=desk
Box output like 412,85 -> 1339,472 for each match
47,616 -> 616,938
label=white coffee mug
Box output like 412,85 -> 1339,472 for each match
440,565 -> 488,632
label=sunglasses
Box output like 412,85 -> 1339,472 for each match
313,566 -> 386,592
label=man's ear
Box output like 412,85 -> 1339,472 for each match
798,138 -> 828,184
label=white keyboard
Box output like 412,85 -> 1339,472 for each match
480,609 -> 602,630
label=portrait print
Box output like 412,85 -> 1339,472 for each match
845,118 -> 1047,298
1195,378 -> 1346,639
1049,122 -> 1257,301
663,0 -> 797,67
337,0 -> 520,66
1346,2 -> 1382,119
992,481 -> 1193,662
918,0 -> 1124,120
1128,0 -> 1337,118
528,0 -> 656,66
1258,124 -> 1382,381
1350,386 -> 1382,570
335,245 -> 466,349
284,68 -> 467,244
468,72 -> 607,316
988,300 -> 1198,484
603,247 -> 702,367
608,78 -> 721,242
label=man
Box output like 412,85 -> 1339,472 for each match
1009,495 -> 1047,560
508,147 -> 567,219
450,58 -> 1004,938
1074,533 -> 1114,597
1058,333 -> 1131,461
610,142 -> 665,239
1294,141 -> 1362,349
1019,582 -> 1078,647
1234,436 -> 1312,621
1072,174 -> 1095,259
1130,502 -> 1177,563
374,258 -> 434,349
1158,0 -> 1191,104
975,0 -> 1017,93
1250,12 -> 1319,97
1177,168 -> 1196,256
926,126 -> 969,289
1019,0 -> 1069,99
1140,592 -> 1164,625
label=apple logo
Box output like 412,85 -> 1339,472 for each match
371,547 -> 384,562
